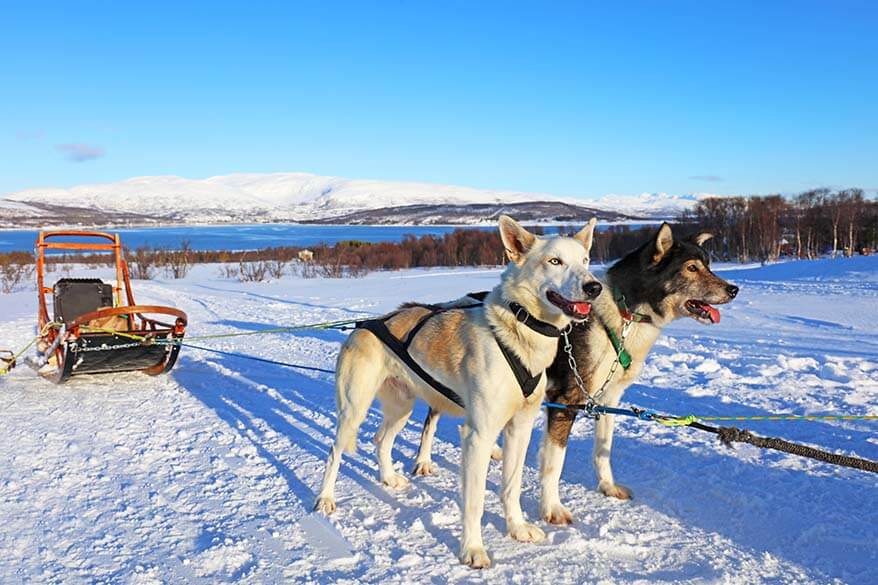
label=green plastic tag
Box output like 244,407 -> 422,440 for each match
605,326 -> 632,370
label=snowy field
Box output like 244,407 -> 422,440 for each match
1,257 -> 877,584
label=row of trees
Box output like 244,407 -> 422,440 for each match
1,190 -> 874,292
681,189 -> 877,262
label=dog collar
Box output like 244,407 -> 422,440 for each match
612,288 -> 652,324
506,301 -> 565,338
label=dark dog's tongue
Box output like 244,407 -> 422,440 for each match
705,304 -> 720,324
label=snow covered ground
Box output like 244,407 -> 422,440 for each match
1,257 -> 876,583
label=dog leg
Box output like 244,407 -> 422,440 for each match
459,424 -> 496,569
375,388 -> 414,490
540,408 -> 576,525
314,334 -> 383,514
413,407 -> 440,476
502,408 -> 545,543
594,403 -> 632,500
490,441 -> 503,462
314,444 -> 343,515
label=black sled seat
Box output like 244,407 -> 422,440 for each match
53,278 -> 115,325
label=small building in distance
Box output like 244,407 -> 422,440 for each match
298,249 -> 314,262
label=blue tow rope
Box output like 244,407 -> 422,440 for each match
543,401 -> 658,421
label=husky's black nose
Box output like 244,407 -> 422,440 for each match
726,284 -> 739,298
582,281 -> 603,300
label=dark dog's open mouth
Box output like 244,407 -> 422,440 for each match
547,290 -> 591,319
685,299 -> 721,324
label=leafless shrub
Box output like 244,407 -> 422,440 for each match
0,260 -> 34,293
160,239 -> 192,279
126,245 -> 158,280
238,253 -> 269,282
266,259 -> 288,279
217,263 -> 240,280
290,260 -> 319,279
314,257 -> 368,278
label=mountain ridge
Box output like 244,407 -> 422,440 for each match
0,172 -> 706,228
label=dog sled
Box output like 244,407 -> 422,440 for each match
32,231 -> 188,384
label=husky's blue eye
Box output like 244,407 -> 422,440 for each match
548,258 -> 562,266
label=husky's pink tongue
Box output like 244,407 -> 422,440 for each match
572,302 -> 591,317
705,304 -> 721,324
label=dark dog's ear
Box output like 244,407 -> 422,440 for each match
573,217 -> 597,256
651,223 -> 674,264
499,215 -> 536,264
689,232 -> 714,247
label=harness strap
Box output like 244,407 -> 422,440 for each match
356,317 -> 465,408
493,336 -> 542,398
600,316 -> 632,370
612,287 -> 653,323
466,291 -> 490,302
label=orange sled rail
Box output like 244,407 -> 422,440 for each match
35,231 -> 188,384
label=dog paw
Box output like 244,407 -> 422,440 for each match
490,444 -> 503,461
508,522 -> 546,543
542,502 -> 574,525
412,461 -> 436,476
460,545 -> 491,569
382,473 -> 411,490
599,482 -> 633,500
313,497 -> 336,515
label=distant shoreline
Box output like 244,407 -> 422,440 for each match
0,218 -> 667,233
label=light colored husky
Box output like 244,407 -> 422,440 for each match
314,215 -> 602,568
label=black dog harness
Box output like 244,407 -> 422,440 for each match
355,292 -> 562,407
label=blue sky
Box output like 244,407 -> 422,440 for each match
2,1 -> 876,199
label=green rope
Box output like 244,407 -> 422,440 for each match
0,337 -> 37,375
182,317 -> 365,341
0,322 -> 61,376
655,414 -> 698,427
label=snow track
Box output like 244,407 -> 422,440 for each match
1,258 -> 876,583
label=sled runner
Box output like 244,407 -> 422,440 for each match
34,231 -> 188,384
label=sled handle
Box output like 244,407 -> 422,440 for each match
66,305 -> 188,331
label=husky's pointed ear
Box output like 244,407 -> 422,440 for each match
652,223 -> 674,264
690,232 -> 714,247
573,217 -> 597,255
498,215 -> 536,264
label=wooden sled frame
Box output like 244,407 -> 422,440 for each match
36,230 -> 188,383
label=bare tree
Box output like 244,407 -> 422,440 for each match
126,245 -> 158,280
0,259 -> 34,293
840,188 -> 865,257
160,239 -> 193,279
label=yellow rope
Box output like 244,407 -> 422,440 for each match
696,414 -> 878,422
653,413 -> 878,426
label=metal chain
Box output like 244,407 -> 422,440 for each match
72,341 -> 154,353
561,317 -> 635,417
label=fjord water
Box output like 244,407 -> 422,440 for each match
0,223 -> 653,253
0,224 -> 494,253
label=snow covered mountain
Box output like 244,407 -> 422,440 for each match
0,172 -> 702,227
